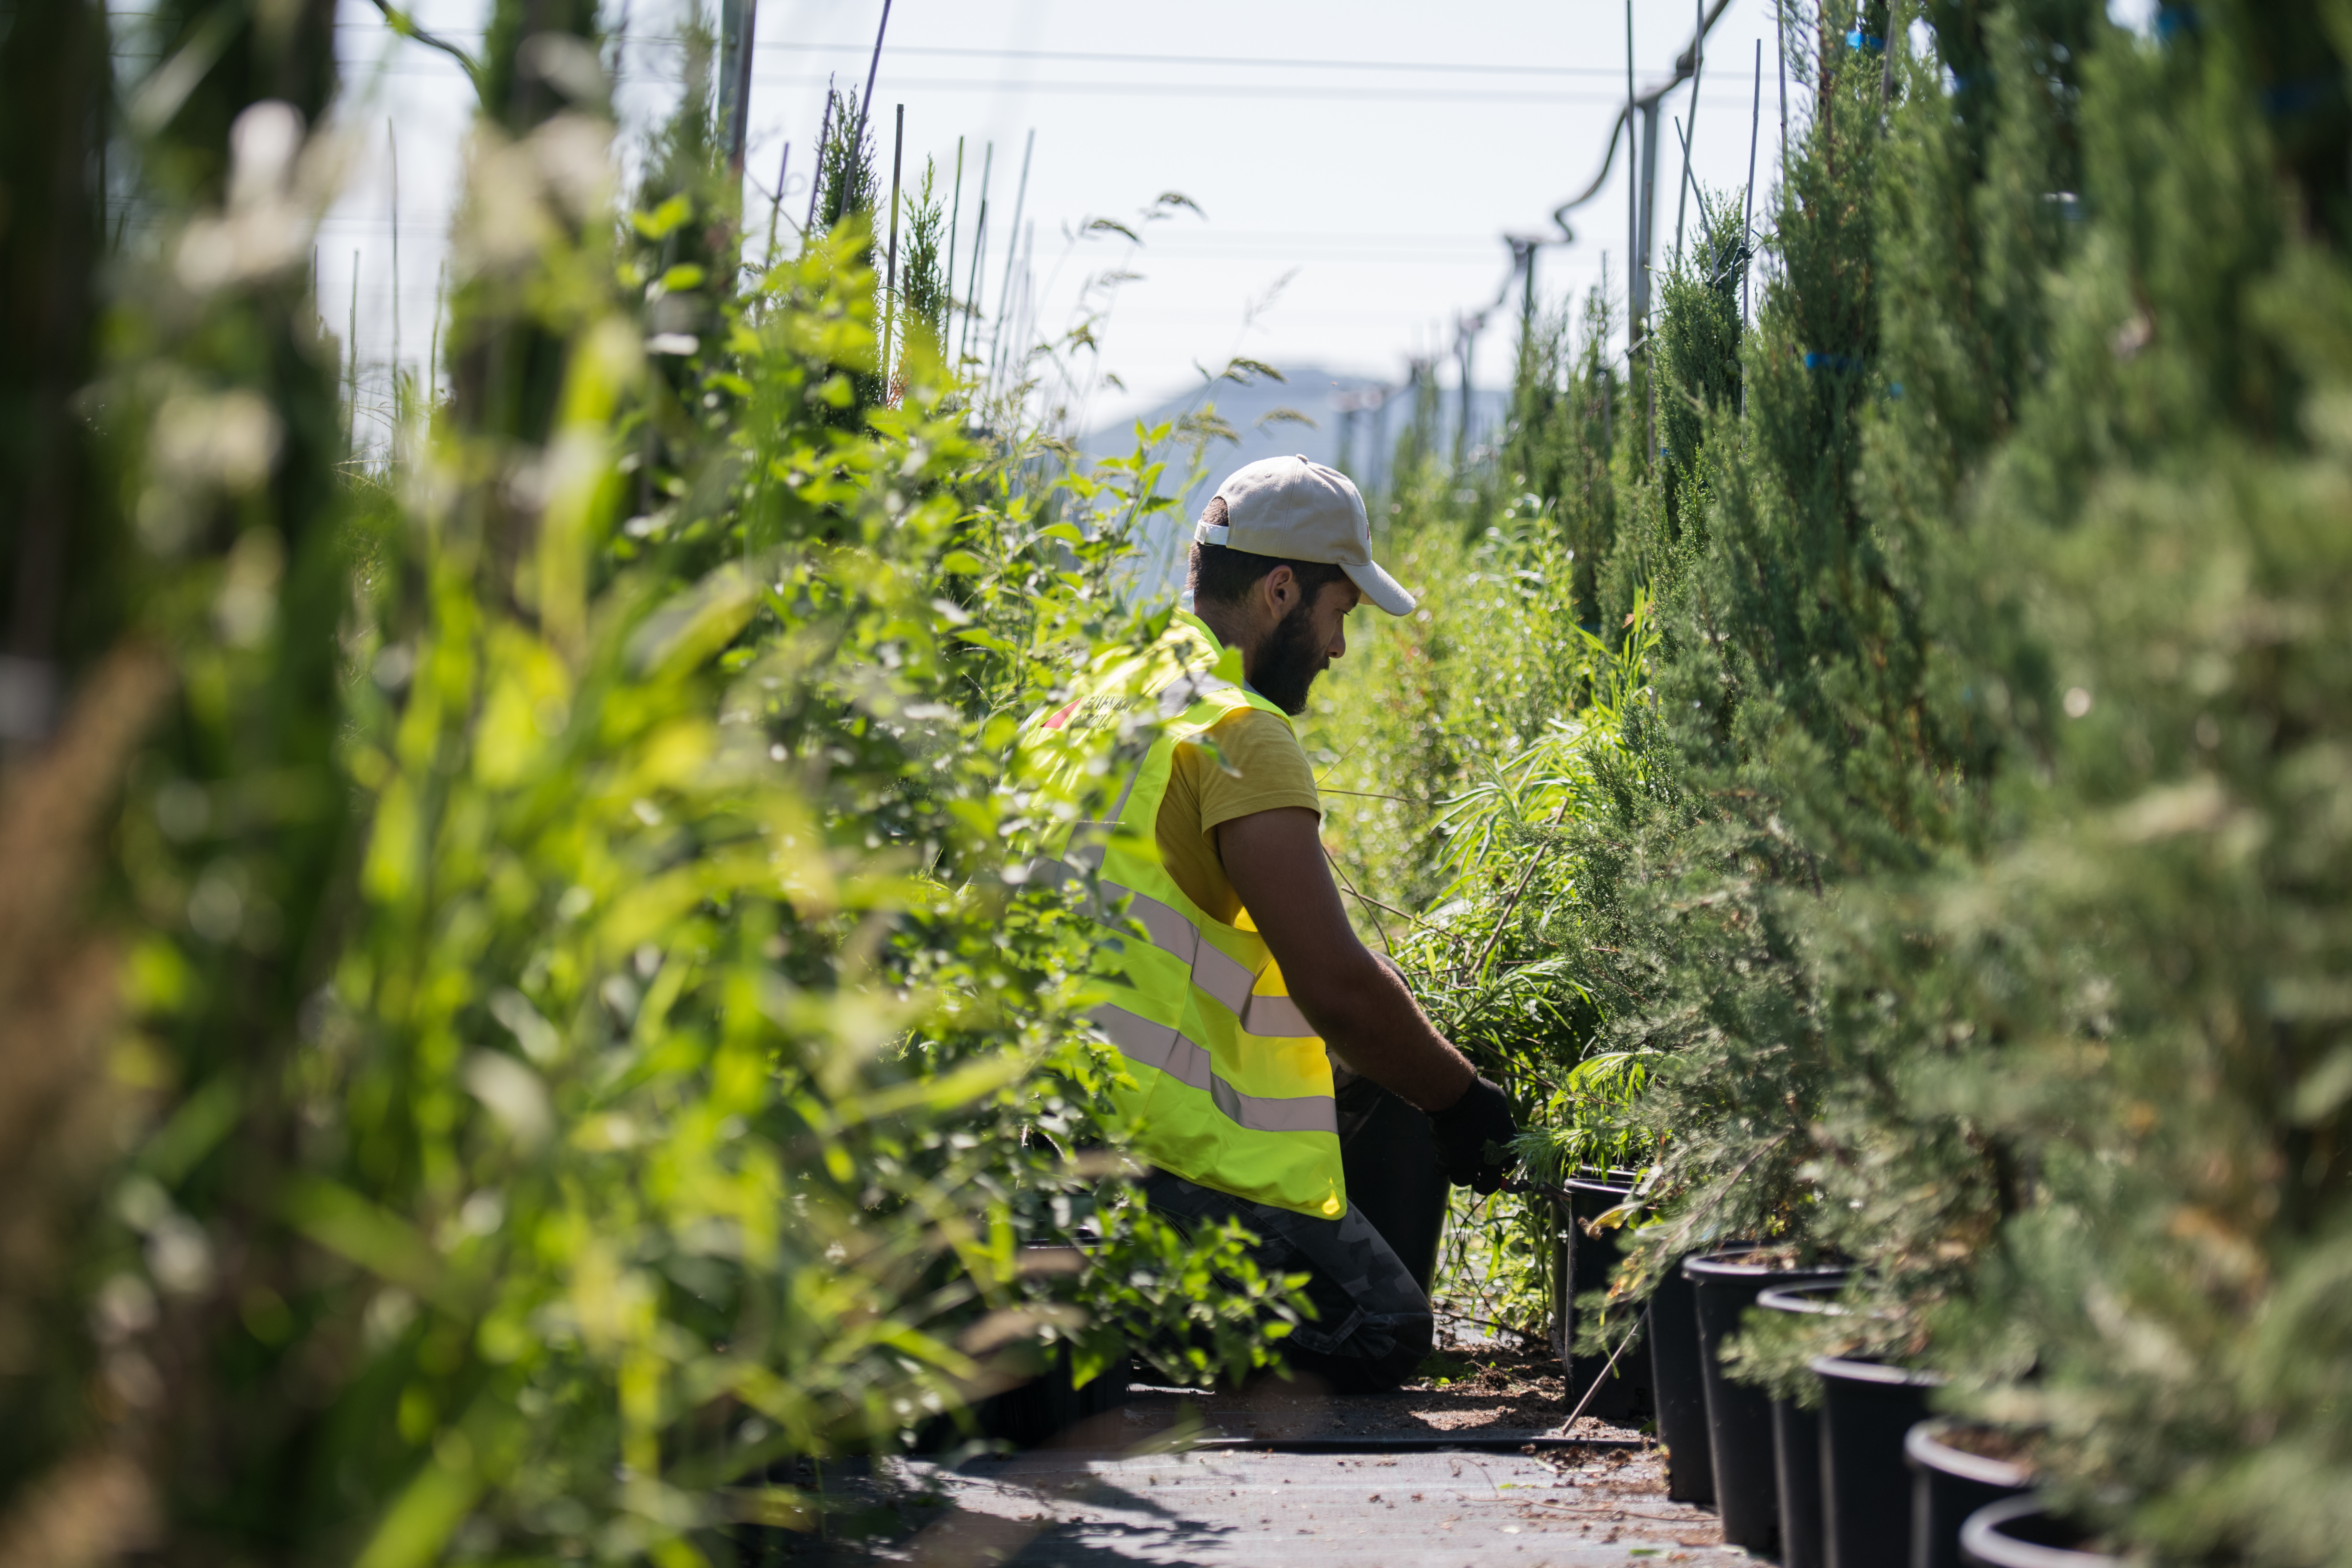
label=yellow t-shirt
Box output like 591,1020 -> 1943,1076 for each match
1157,705 -> 1322,925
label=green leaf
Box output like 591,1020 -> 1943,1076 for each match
633,193 -> 694,241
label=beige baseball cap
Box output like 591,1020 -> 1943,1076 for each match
1194,454 -> 1417,615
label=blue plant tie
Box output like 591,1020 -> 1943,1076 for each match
2155,6 -> 2198,40
2261,77 -> 2341,119
1804,352 -> 1865,373
1847,29 -> 1885,52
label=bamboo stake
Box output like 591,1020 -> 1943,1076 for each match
387,119 -> 400,397
346,249 -> 359,454
989,128 -> 1035,393
1623,0 -> 1638,350
803,75 -> 835,234
1600,254 -> 1613,460
1742,39 -> 1761,329
882,103 -> 904,397
943,136 -> 964,347
960,142 -> 993,366
728,0 -> 758,173
1672,0 -> 1704,268
1777,1 -> 1788,171
1673,116 -> 1708,244
847,0 -> 893,185
1455,314 -> 1474,470
764,140 -> 789,263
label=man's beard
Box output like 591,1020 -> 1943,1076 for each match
1252,598 -> 1329,716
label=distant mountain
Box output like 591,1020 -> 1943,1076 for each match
1075,366 -> 1510,600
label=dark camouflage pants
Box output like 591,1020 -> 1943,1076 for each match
1142,1165 -> 1434,1392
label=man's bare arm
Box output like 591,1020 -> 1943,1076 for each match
1216,807 -> 1476,1112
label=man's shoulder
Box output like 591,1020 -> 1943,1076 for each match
1192,706 -> 1319,822
1205,703 -> 1305,757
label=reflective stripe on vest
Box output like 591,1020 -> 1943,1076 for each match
1088,1004 -> 1335,1133
1032,859 -> 1318,1041
1017,613 -> 1344,1217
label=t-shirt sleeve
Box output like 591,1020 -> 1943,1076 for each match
1190,708 -> 1322,832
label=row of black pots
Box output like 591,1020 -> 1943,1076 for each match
1654,1250 -> 2117,1568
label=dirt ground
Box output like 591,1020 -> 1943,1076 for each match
1123,1321 -> 1652,1445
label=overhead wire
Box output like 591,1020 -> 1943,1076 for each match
197,3 -> 1781,419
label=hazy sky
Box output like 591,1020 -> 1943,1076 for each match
155,0 -> 2153,447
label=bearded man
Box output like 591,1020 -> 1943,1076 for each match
1021,454 -> 1519,1392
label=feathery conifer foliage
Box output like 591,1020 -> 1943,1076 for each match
1516,1 -> 2352,1558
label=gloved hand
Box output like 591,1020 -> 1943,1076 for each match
1429,1075 -> 1518,1194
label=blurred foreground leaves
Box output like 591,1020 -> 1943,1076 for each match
0,9 -> 1300,1564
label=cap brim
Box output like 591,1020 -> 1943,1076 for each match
1342,558 -> 1417,616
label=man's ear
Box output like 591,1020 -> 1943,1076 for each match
1261,563 -> 1297,615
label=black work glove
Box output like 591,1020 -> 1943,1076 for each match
1429,1075 -> 1518,1194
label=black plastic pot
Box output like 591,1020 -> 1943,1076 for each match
1815,1355 -> 1946,1568
1909,1420 -> 2033,1568
1689,1255 -> 1850,1557
970,1344 -> 1134,1447
1648,1254 -> 1715,1504
1337,1075 -> 1449,1295
1755,1280 -> 1852,1568
1549,1173 -> 1647,1422
1959,1497 -> 2122,1568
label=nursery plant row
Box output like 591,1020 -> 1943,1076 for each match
3,2 -> 2348,1566
1355,4 -> 2352,1566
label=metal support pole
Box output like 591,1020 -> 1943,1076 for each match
1521,242 -> 1537,345
1624,0 -> 1641,348
1637,100 -> 1661,328
719,0 -> 758,173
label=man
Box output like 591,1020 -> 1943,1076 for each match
1021,454 -> 1518,1392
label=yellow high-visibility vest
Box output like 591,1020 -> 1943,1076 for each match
1017,611 -> 1344,1218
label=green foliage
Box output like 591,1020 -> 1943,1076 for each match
1534,2 -> 2352,1561
1651,201 -> 1750,583
898,159 -> 951,358
19,0 -> 2352,1560
1505,277 -> 1625,628
0,12 -> 1311,1564
1818,8 -> 2352,1556
813,87 -> 878,240
1311,470 -> 1668,1334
